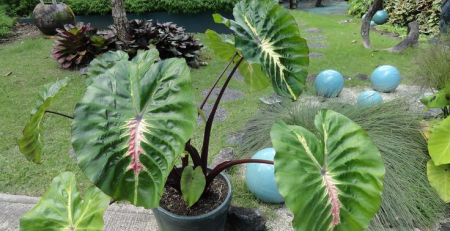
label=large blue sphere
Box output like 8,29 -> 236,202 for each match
371,65 -> 401,92
373,10 -> 389,25
314,69 -> 345,98
245,148 -> 284,204
357,90 -> 383,107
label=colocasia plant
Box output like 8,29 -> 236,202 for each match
18,0 -> 385,230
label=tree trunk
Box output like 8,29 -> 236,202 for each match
110,0 -> 127,41
361,0 -> 383,48
387,21 -> 419,53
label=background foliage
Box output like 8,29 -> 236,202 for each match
0,5 -> 16,38
3,0 -> 239,16
348,0 -> 444,34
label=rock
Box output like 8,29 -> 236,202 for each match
307,73 -> 318,82
198,103 -> 228,124
226,133 -> 245,146
201,88 -> 244,101
225,206 -> 266,231
353,73 -> 369,81
307,42 -> 329,48
259,93 -> 283,105
309,52 -> 325,58
79,67 -> 88,75
439,222 -> 450,231
304,28 -> 323,33
306,36 -> 327,41
210,147 -> 235,169
440,0 -> 450,34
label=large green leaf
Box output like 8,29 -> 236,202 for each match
72,52 -> 197,209
271,110 -> 385,231
205,29 -> 237,61
180,166 -> 206,206
20,172 -> 109,231
17,77 -> 70,163
428,116 -> 450,165
427,160 -> 450,202
229,0 -> 309,100
86,50 -> 129,86
420,87 -> 450,109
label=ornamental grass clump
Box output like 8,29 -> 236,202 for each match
239,99 -> 448,231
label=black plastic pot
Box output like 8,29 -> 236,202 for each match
152,172 -> 232,231
32,0 -> 75,35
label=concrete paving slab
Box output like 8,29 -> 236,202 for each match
0,193 -> 158,231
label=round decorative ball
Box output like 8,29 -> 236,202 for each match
245,148 -> 284,204
357,90 -> 383,107
371,65 -> 401,92
33,2 -> 75,35
314,69 -> 345,98
362,14 -> 366,20
373,10 -> 389,25
370,21 -> 376,27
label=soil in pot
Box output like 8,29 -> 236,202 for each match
159,177 -> 228,216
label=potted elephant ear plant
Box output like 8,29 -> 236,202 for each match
17,0 -> 385,230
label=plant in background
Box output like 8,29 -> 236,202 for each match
414,44 -> 450,91
239,99 -> 448,231
116,19 -> 203,68
51,22 -> 116,69
18,0 -> 385,230
0,5 -> 16,38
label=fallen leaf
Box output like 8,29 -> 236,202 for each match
3,71 -> 12,77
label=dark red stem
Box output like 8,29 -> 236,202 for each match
45,110 -> 74,119
199,53 -> 238,110
205,159 -> 274,187
185,142 -> 202,167
200,57 -> 245,174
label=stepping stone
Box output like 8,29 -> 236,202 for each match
353,73 -> 369,81
226,132 -> 245,146
297,22 -> 307,27
259,93 -> 283,105
225,70 -> 244,81
306,74 -> 318,82
304,28 -> 323,33
201,88 -> 244,101
210,147 -> 235,169
307,42 -> 329,49
306,36 -> 327,41
198,103 -> 228,124
309,52 -> 325,58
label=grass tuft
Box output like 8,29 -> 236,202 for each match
239,99 -> 448,230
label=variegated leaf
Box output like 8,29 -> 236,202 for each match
72,51 -> 197,209
271,110 -> 384,231
17,77 -> 70,163
230,0 -> 309,100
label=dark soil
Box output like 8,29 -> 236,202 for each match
0,23 -> 42,47
159,177 -> 228,216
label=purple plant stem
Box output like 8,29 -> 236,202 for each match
45,110 -> 74,119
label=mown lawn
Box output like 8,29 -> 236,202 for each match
0,11 -> 425,210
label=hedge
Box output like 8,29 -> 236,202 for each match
3,0 -> 240,17
347,0 -> 444,34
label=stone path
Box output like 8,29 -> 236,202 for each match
197,102 -> 229,124
201,88 -> 244,101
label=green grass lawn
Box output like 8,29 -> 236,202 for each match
0,11 -> 427,210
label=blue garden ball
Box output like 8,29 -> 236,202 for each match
371,65 -> 401,92
314,69 -> 345,98
357,90 -> 383,107
245,148 -> 284,204
373,10 -> 389,25
362,14 -> 366,20
371,21 -> 376,27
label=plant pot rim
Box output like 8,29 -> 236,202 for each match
155,170 -> 232,220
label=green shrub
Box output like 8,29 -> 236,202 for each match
0,5 -> 16,38
413,44 -> 450,90
6,0 -> 240,17
347,0 -> 443,34
239,99 -> 448,231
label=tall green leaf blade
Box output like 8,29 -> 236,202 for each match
20,172 -> 109,231
212,13 -> 231,27
231,0 -> 309,100
17,77 -> 70,163
86,50 -> 129,86
271,110 -> 384,231
205,29 -> 238,61
72,54 -> 197,209
427,160 -> 450,202
428,116 -> 450,165
181,166 -> 206,206
238,62 -> 270,91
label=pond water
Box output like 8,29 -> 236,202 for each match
20,11 -> 233,34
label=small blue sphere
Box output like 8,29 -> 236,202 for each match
362,14 -> 366,20
245,148 -> 284,204
314,69 -> 345,98
370,21 -> 376,27
373,10 -> 389,25
357,90 -> 383,107
371,65 -> 401,92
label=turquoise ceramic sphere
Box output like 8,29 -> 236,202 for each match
370,21 -> 376,27
371,65 -> 401,92
245,148 -> 284,204
357,90 -> 383,107
314,69 -> 345,98
362,14 -> 366,20
373,10 -> 388,25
